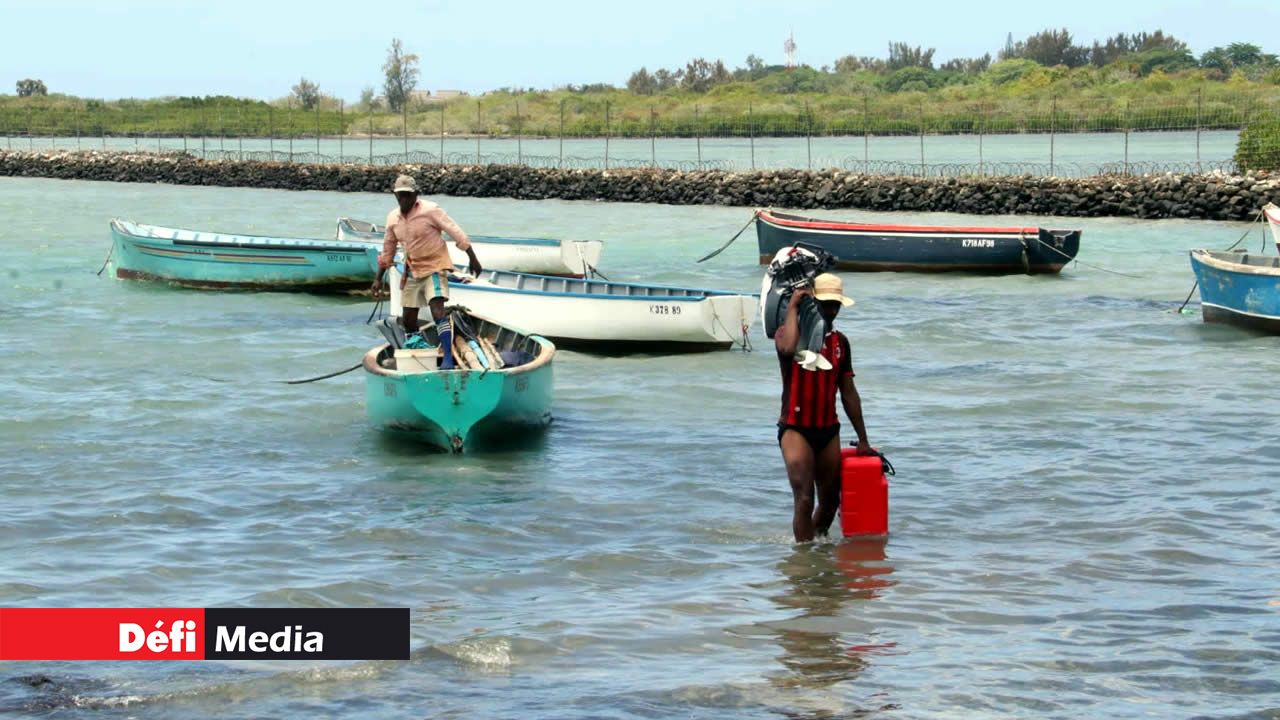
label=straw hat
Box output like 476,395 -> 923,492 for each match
813,273 -> 854,307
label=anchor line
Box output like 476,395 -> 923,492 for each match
1176,209 -> 1265,314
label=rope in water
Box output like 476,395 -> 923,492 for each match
95,243 -> 114,277
1176,209 -> 1265,314
1031,236 -> 1145,279
282,363 -> 363,384
696,212 -> 758,263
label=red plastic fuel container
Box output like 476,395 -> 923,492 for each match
840,448 -> 889,537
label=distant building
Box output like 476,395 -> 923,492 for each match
433,89 -> 466,100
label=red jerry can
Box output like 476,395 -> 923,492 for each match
840,448 -> 889,537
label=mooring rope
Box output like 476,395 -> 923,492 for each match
95,243 -> 114,277
1176,209 -> 1265,314
696,211 -> 759,263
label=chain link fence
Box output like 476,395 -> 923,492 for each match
2,90 -> 1276,176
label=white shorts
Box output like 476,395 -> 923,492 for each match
402,270 -> 449,308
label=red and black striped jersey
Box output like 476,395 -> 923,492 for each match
778,331 -> 854,427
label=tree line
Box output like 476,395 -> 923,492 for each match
620,29 -> 1278,97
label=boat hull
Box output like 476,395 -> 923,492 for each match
1189,249 -> 1280,333
363,337 -> 554,452
755,211 -> 1081,274
110,220 -> 378,291
387,269 -> 758,352
337,218 -> 603,278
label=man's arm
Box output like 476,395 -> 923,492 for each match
371,224 -> 397,298
434,209 -> 480,276
839,375 -> 871,454
774,286 -> 811,356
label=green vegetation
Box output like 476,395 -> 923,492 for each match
0,95 -> 348,138
1235,119 -> 1280,171
382,38 -> 419,113
0,29 -> 1276,145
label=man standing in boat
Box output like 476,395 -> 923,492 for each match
775,273 -> 872,542
371,174 -> 482,370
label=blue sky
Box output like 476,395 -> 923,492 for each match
3,0 -> 1277,100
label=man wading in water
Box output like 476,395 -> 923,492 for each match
775,273 -> 872,542
371,174 -> 482,369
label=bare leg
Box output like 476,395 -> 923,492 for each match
428,297 -> 446,322
402,306 -> 420,333
780,430 -> 817,542
812,433 -> 842,537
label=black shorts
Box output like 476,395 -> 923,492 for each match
777,424 -> 840,454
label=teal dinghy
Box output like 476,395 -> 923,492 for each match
108,219 -> 379,291
363,311 -> 555,452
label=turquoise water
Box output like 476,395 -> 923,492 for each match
2,176 -> 1279,718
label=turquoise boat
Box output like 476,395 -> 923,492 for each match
363,312 -> 555,452
109,219 -> 379,291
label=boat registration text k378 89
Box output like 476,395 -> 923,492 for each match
649,304 -> 683,315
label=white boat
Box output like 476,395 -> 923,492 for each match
337,217 -> 604,278
1265,203 -> 1280,255
386,267 -> 759,352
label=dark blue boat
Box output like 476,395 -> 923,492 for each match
755,209 -> 1082,274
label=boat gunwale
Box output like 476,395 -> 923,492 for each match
1191,248 -> 1280,278
112,218 -> 373,253
362,334 -> 555,379
336,217 -> 575,248
759,209 -> 1060,236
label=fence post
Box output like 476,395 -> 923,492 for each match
918,100 -> 925,175
1049,94 -> 1056,176
650,104 -> 656,168
516,99 -> 522,166
863,94 -> 870,166
217,107 -> 224,154
439,104 -> 444,166
316,101 -> 321,157
75,104 -> 80,150
475,100 -> 481,165
339,100 -> 344,163
805,101 -> 813,171
1123,99 -> 1130,176
156,106 -> 162,152
200,106 -> 206,156
268,105 -> 274,158
558,99 -> 564,169
25,105 -> 31,151
978,101 -> 984,176
695,104 -> 702,170
1195,88 -> 1202,173
402,100 -> 408,161
238,106 -> 243,161
101,100 -> 106,150
183,108 -> 188,154
749,102 -> 755,170
604,101 -> 611,170
368,114 -> 373,164
288,100 -> 294,163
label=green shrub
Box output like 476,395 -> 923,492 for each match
1235,119 -> 1280,171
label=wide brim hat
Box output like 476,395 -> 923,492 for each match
812,273 -> 854,307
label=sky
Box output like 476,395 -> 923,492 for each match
2,0 -> 1278,101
